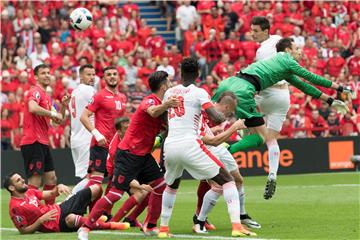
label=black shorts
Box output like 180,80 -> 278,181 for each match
88,145 -> 108,174
20,142 -> 55,178
59,188 -> 92,232
112,149 -> 164,192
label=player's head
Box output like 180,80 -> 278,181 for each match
215,91 -> 238,117
103,66 -> 119,89
276,37 -> 302,61
3,172 -> 28,195
148,71 -> 170,93
79,64 -> 96,86
115,116 -> 130,136
34,64 -> 51,87
250,16 -> 270,43
180,57 -> 199,84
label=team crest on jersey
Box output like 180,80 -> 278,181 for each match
148,99 -> 155,106
15,215 -> 23,223
33,91 -> 40,99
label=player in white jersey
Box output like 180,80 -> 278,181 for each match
251,16 -> 290,199
193,92 -> 261,232
158,58 -> 256,238
69,64 -> 96,193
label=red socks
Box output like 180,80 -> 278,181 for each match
127,193 -> 150,221
84,187 -> 124,229
196,181 -> 211,215
143,178 -> 166,228
111,195 -> 138,222
43,184 -> 56,204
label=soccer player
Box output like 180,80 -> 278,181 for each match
158,58 -> 256,238
20,64 -> 67,204
80,66 -> 126,196
193,92 -> 261,232
77,71 -> 179,240
213,38 -> 350,181
69,64 -> 97,194
250,16 -> 284,199
4,172 -> 128,234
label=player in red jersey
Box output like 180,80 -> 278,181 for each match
77,71 -> 180,240
20,64 -> 68,204
80,66 -> 126,197
4,172 -> 129,234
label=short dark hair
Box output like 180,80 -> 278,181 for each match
251,16 -> 270,31
217,91 -> 238,105
276,38 -> 294,52
34,64 -> 50,76
79,64 -> 95,74
103,66 -> 117,74
180,57 -> 199,82
3,172 -> 16,193
115,116 -> 130,130
148,71 -> 169,92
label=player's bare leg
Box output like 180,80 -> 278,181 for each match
27,175 -> 42,189
43,171 -> 57,204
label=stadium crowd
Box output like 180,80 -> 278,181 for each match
1,0 -> 360,150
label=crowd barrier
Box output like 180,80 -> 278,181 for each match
1,136 -> 359,185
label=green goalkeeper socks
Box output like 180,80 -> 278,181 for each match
229,134 -> 264,154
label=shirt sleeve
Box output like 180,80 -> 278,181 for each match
198,88 -> 214,110
140,96 -> 158,112
27,89 -> 41,104
285,55 -> 333,88
86,93 -> 101,113
11,208 -> 28,229
286,75 -> 323,99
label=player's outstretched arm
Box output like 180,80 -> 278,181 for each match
28,100 -> 62,121
202,119 -> 246,146
42,184 -> 71,201
80,108 -> 106,145
147,95 -> 180,118
205,106 -> 226,125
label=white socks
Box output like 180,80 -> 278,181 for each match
160,186 -> 177,226
223,181 -> 241,224
70,178 -> 89,196
198,189 -> 221,221
267,140 -> 280,180
238,185 -> 246,215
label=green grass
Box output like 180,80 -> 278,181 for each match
1,172 -> 359,240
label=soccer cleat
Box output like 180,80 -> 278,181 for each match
192,214 -> 216,231
143,226 -> 159,236
193,224 -> 208,234
241,214 -> 261,229
98,215 -> 108,223
264,178 -> 277,200
77,227 -> 90,240
158,226 -> 173,238
231,223 -> 257,237
110,222 -> 130,230
123,217 -> 143,228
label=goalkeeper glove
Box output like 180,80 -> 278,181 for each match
152,135 -> 163,151
331,100 -> 349,115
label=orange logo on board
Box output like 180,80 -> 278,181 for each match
328,141 -> 354,169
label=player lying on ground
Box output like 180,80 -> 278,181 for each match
159,57 -> 256,238
3,172 -> 129,234
213,37 -> 350,199
192,91 -> 260,234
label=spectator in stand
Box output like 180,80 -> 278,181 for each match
211,53 -> 230,84
29,42 -> 50,68
291,26 -> 305,48
347,48 -> 360,79
201,75 -> 217,97
327,48 -> 346,77
223,31 -> 241,63
310,109 -> 329,137
327,111 -> 340,136
137,58 -> 154,89
340,112 -> 358,136
293,109 -> 312,138
166,45 -> 182,75
145,27 -> 166,60
240,32 -> 258,64
20,18 -> 36,56
35,17 -> 55,45
279,116 -> 294,139
156,57 -> 175,81
49,124 -> 65,149
319,101 -> 331,120
1,9 -> 15,47
176,0 -> 198,51
124,56 -> 138,88
202,29 -> 222,70
14,47 -> 28,71
123,0 -> 139,19
115,8 -> 129,33
204,7 -> 224,39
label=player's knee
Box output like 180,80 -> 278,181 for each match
151,177 -> 166,193
65,214 -> 76,228
44,174 -> 57,185
232,173 -> 243,186
89,184 -> 102,201
28,175 -> 42,188
133,190 -> 148,202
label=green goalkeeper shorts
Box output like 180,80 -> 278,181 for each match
212,76 -> 263,120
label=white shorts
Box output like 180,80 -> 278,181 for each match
71,144 -> 90,178
164,139 -> 223,185
255,87 -> 290,132
209,145 -> 238,172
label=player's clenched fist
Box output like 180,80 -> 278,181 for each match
165,95 -> 180,108
233,119 -> 246,130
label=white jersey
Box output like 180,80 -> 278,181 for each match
69,84 -> 96,148
164,84 -> 213,142
256,35 -> 287,85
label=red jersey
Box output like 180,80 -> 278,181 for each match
87,88 -> 126,148
212,61 -> 229,80
223,39 -> 241,62
21,85 -> 52,146
348,56 -> 360,76
106,132 -> 121,176
327,56 -> 346,77
9,189 -> 61,232
119,94 -> 165,156
145,36 -> 166,58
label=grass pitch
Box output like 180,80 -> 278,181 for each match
1,172 -> 359,240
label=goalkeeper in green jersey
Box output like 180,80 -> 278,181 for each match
213,37 -> 350,179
